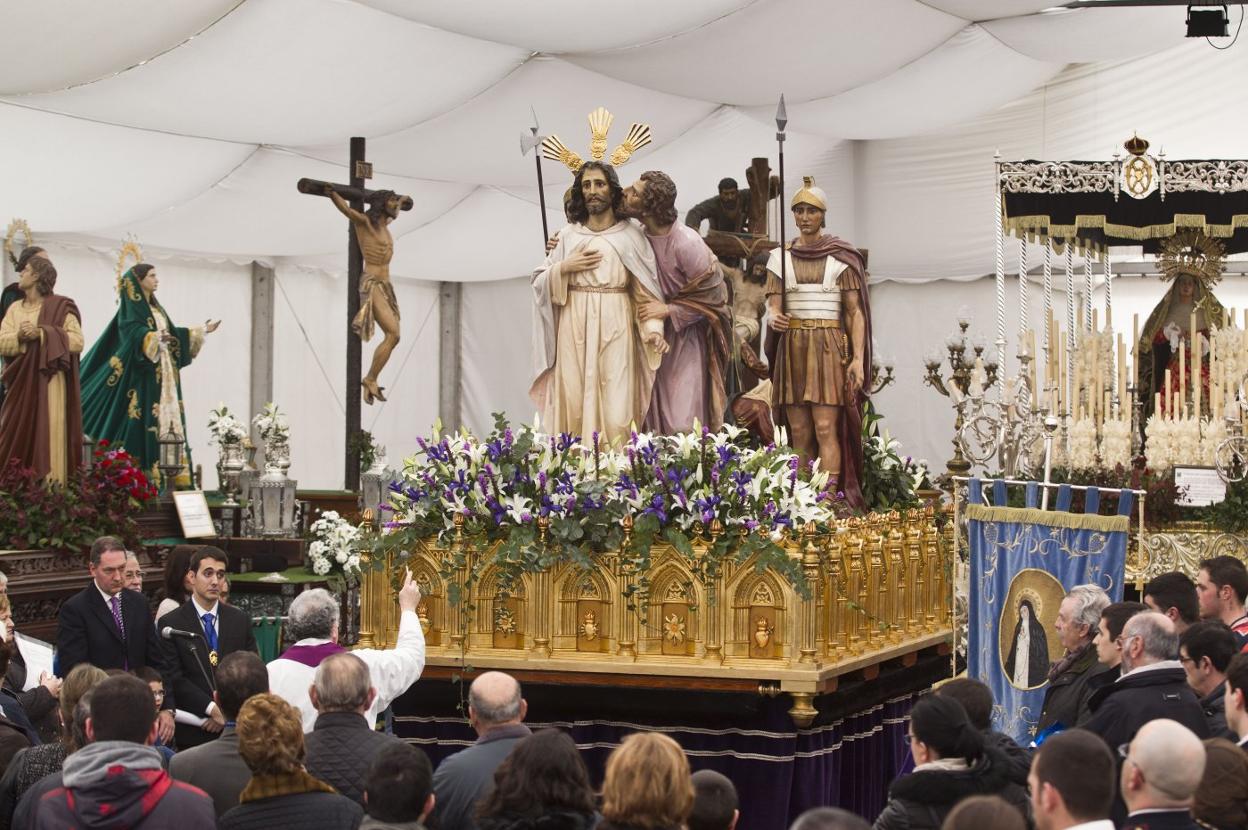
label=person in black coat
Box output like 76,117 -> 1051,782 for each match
1083,612 -> 1209,824
936,678 -> 1031,788
872,695 -> 1029,830
304,652 -> 404,804
1119,719 -> 1207,830
1036,585 -> 1112,735
156,546 -> 257,749
55,536 -> 174,743
476,729 -> 598,830
1084,612 -> 1210,750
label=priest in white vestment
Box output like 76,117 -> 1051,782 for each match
531,162 -> 668,445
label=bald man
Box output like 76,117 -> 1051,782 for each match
304,652 -> 403,805
1084,612 -> 1209,753
1120,719 -> 1206,830
431,671 -> 530,830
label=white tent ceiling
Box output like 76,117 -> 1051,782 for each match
1,0 -> 1238,284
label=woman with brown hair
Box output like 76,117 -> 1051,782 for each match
939,795 -> 1025,830
1193,737 -> 1248,830
477,729 -> 597,830
219,693 -> 361,830
0,663 -> 107,829
599,732 -> 694,830
155,544 -> 198,619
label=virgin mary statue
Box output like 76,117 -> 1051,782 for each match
1137,231 -> 1227,427
80,264 -> 218,483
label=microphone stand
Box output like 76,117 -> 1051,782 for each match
183,635 -> 217,695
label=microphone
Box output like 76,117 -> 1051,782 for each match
161,626 -> 202,641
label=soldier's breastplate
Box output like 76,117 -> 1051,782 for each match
786,256 -> 846,320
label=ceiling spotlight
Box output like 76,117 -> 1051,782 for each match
1187,4 -> 1230,37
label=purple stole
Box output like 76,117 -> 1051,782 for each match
277,641 -> 346,668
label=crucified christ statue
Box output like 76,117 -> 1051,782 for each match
323,185 -> 407,404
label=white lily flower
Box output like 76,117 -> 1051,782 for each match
502,494 -> 532,524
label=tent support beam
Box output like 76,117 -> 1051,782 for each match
439,281 -> 462,432
248,260 -> 275,445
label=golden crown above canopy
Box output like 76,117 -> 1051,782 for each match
540,107 -> 653,174
1158,230 -> 1225,290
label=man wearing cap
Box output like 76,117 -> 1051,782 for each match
764,177 -> 873,510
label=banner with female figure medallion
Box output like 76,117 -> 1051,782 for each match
965,478 -> 1133,745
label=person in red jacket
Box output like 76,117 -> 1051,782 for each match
23,673 -> 215,829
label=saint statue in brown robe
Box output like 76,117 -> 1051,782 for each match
0,256 -> 83,482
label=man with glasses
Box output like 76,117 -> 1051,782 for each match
122,552 -> 143,593
1084,611 -> 1208,823
1177,621 -> 1237,739
56,535 -> 175,744
1117,719 -> 1206,830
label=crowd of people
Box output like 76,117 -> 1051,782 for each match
0,534 -> 1244,828
865,558 -> 1248,830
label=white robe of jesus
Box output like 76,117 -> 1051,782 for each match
531,220 -> 665,445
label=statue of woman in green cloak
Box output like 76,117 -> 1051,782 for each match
80,264 -> 219,485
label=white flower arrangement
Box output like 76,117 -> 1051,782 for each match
1099,418 -> 1132,469
307,510 -> 362,579
1171,417 -> 1203,467
1201,418 -> 1227,466
207,404 -> 247,446
1067,418 -> 1098,470
253,402 -> 290,445
1144,414 -> 1174,471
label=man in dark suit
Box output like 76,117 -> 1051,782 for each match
170,651 -> 269,816
1119,719 -> 1205,830
56,535 -> 174,743
157,546 -> 257,748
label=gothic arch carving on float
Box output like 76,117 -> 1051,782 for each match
644,557 -> 700,657
405,554 -> 444,648
474,565 -> 530,649
555,564 -> 613,652
728,570 -> 786,660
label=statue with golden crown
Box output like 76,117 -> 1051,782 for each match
1137,230 -> 1228,425
530,109 -> 671,445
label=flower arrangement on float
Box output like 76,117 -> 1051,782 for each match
252,402 -> 290,445
307,510 -> 362,584
206,404 -> 247,446
371,416 -> 873,604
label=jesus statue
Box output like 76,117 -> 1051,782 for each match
531,161 -> 669,445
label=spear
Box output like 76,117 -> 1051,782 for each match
520,106 -> 550,249
775,94 -> 787,306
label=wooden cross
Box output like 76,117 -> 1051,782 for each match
296,137 -> 412,490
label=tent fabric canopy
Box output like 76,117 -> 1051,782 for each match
2,0 -> 1227,284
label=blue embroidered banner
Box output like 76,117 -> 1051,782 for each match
965,478 -> 1133,745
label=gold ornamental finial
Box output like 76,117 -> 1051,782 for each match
541,107 -> 653,174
